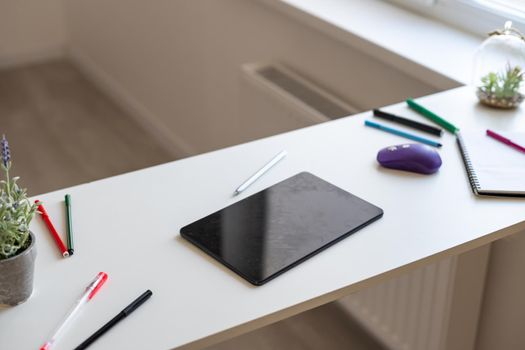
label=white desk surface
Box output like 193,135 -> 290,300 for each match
2,87 -> 525,350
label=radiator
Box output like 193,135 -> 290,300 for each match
238,62 -> 359,143
338,257 -> 458,350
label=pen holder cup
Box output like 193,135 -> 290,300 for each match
0,231 -> 37,306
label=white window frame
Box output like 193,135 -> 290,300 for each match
387,0 -> 525,37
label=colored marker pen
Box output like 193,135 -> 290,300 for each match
40,272 -> 108,350
36,200 -> 69,258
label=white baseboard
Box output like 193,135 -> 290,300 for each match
0,46 -> 65,70
68,48 -> 196,159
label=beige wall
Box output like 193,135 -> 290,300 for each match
0,0 -> 67,67
63,0 -> 437,154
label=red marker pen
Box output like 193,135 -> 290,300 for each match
36,200 -> 69,258
40,272 -> 108,350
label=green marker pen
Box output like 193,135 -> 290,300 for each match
406,98 -> 459,134
65,194 -> 74,255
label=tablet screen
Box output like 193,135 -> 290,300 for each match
180,172 -> 383,285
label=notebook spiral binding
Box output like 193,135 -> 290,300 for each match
456,132 -> 481,193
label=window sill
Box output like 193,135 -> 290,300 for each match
261,0 -> 482,90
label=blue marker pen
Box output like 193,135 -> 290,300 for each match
364,120 -> 442,148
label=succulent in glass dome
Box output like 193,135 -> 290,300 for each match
477,64 -> 524,108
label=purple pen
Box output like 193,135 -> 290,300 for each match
486,129 -> 525,154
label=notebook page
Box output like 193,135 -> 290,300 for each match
461,130 -> 525,194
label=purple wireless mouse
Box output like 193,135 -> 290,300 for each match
377,143 -> 442,174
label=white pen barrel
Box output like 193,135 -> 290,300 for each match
235,150 -> 287,195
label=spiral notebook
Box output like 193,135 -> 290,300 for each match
457,130 -> 525,197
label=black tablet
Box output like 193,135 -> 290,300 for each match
180,172 -> 383,285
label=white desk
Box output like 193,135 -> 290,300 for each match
2,87 -> 524,349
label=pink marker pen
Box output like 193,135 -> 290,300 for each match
40,272 -> 108,350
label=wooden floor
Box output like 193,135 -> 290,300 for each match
0,60 -> 176,195
0,60 -> 385,350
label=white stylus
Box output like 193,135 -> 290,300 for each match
233,150 -> 287,196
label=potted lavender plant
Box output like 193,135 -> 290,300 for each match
0,135 -> 39,305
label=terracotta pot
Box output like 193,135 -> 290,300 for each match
0,231 -> 37,306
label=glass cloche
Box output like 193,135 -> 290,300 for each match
473,21 -> 525,109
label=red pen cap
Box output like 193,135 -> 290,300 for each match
88,272 -> 108,300
35,200 -> 48,216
